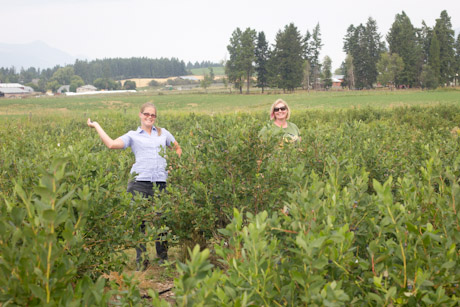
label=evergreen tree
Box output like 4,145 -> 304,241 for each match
225,28 -> 245,93
240,28 -> 257,94
270,23 -> 304,92
455,34 -> 460,86
428,32 -> 441,83
377,52 -> 404,89
322,56 -> 332,89
302,60 -> 311,91
343,18 -> 385,89
387,11 -> 421,87
310,24 -> 323,89
255,31 -> 270,93
433,10 -> 455,85
420,64 -> 439,89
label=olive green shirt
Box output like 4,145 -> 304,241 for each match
259,121 -> 301,142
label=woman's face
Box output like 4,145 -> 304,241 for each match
139,106 -> 157,127
273,103 -> 287,120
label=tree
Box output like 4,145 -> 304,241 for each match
343,54 -> 355,89
200,72 -> 212,92
343,18 -> 385,89
455,34 -> 460,86
416,21 -> 433,65
69,75 -> 84,92
226,28 -> 245,93
93,78 -> 120,90
46,80 -> 60,92
240,28 -> 257,94
433,10 -> 456,85
51,66 -> 75,85
270,23 -> 304,92
387,11 -> 422,87
208,67 -> 215,82
377,52 -> 404,89
302,60 -> 311,91
123,80 -> 137,90
420,64 -> 439,89
322,56 -> 332,89
225,27 -> 256,94
255,31 -> 270,93
310,24 -> 323,89
148,80 -> 160,87
428,32 -> 441,83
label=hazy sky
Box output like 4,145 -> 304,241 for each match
3,0 -> 460,70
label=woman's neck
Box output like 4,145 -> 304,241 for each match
141,125 -> 153,135
273,119 -> 287,128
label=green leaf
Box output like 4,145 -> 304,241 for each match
29,284 -> 47,301
42,209 -> 57,222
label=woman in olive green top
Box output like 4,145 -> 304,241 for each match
259,99 -> 301,142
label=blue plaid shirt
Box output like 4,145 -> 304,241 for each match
120,127 -> 176,182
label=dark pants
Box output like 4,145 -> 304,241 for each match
127,181 -> 168,263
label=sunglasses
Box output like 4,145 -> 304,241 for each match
274,107 -> 287,112
142,112 -> 157,118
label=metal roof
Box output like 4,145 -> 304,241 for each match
0,87 -> 30,94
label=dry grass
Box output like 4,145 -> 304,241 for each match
121,76 -> 206,88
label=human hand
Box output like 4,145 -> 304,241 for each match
87,118 -> 97,128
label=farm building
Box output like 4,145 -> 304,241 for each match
0,83 -> 34,98
179,76 -> 199,81
332,75 -> 344,88
76,85 -> 97,93
57,85 -> 70,93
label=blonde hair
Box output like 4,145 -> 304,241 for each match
140,102 -> 161,136
269,99 -> 291,120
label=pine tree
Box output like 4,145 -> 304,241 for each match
226,28 -> 245,93
433,10 -> 455,85
270,23 -> 304,92
387,11 -> 421,87
343,19 -> 384,89
322,56 -> 332,89
428,32 -> 441,83
255,31 -> 270,93
311,24 -> 323,89
455,34 -> 460,86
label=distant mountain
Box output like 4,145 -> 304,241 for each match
0,41 -> 77,70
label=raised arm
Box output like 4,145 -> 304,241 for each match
172,141 -> 182,157
87,118 -> 125,149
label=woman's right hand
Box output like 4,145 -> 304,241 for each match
87,118 -> 97,128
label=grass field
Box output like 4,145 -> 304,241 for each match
190,66 -> 225,76
1,88 -> 459,118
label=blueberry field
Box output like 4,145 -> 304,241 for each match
1,90 -> 460,305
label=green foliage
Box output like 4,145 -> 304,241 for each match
433,10 -> 456,85
420,64 -> 439,89
255,31 -> 270,92
51,66 -> 75,85
387,11 -> 422,87
2,100 -> 460,305
226,27 -> 257,94
270,23 -> 304,92
344,18 -> 386,89
377,52 -> 404,88
93,78 -> 121,90
322,55 -> 332,89
69,75 -> 84,92
123,80 -> 137,90
148,79 -> 160,87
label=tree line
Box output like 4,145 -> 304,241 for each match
0,57 -> 188,92
226,10 -> 460,92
